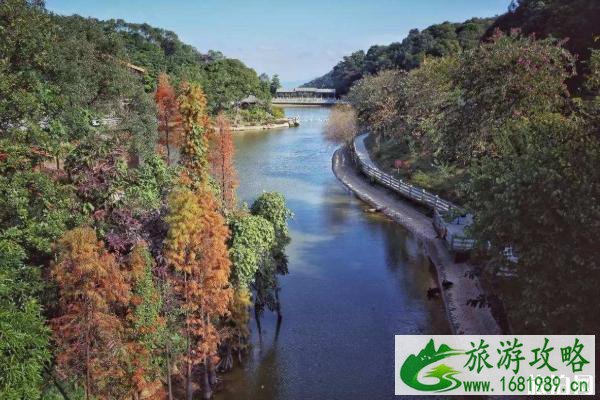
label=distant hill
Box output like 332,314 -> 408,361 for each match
307,1 -> 600,96
302,17 -> 495,95
73,17 -> 272,112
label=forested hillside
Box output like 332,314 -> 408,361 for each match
487,0 -> 600,91
303,17 -> 494,94
99,19 -> 274,113
0,1 -> 290,399
343,0 -> 600,334
307,0 -> 600,96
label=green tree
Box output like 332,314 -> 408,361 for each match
402,55 -> 461,158
178,82 -> 211,187
223,213 -> 275,363
0,0 -> 54,131
250,192 -> 293,255
0,165 -> 82,260
249,193 -> 292,329
228,213 -> 276,289
270,74 -> 281,96
467,113 -> 600,333
453,32 -> 575,164
124,243 -> 167,399
347,69 -> 407,146
488,0 -> 600,89
202,59 -> 271,113
0,240 -> 50,400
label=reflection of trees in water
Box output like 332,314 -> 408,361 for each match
320,183 -> 354,227
253,254 -> 287,336
379,222 -> 451,334
376,221 -> 442,305
215,318 -> 283,400
380,222 -> 411,269
249,328 -> 282,400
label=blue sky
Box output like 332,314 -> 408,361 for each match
46,0 -> 511,86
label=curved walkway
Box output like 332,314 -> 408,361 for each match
332,146 -> 501,334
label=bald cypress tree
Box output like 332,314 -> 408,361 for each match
178,82 -> 212,188
164,188 -> 232,400
51,227 -> 130,400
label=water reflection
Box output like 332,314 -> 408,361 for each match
216,107 -> 450,400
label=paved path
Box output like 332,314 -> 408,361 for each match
332,146 -> 501,334
353,133 -> 377,168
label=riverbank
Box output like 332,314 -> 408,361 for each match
332,146 -> 501,334
232,118 -> 299,131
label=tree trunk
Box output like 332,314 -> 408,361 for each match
85,345 -> 90,400
208,357 -> 217,386
202,362 -> 212,399
85,319 -> 91,400
184,272 -> 193,400
166,128 -> 171,166
221,148 -> 226,207
166,344 -> 173,400
254,305 -> 262,336
275,288 -> 283,323
186,361 -> 193,400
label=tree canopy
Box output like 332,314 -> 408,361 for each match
347,29 -> 600,334
0,2 -> 291,399
304,18 -> 495,94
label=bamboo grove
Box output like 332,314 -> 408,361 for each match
0,1 -> 292,399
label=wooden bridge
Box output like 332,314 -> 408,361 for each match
350,134 -> 476,252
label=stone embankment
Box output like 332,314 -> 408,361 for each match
232,117 -> 299,131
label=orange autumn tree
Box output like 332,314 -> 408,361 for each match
155,73 -> 182,165
209,113 -> 238,210
164,187 -> 232,400
51,227 -> 130,400
178,82 -> 212,187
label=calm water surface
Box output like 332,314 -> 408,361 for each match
216,106 -> 450,400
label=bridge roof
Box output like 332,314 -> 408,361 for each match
277,87 -> 336,94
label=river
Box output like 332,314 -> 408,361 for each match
216,106 -> 450,400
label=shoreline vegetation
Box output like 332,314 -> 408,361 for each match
1,1 -> 293,399
323,0 -> 600,338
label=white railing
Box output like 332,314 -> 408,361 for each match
272,97 -> 344,105
349,138 -> 476,252
432,209 -> 476,252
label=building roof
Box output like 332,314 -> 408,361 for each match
125,63 -> 147,74
276,87 -> 336,94
239,95 -> 259,104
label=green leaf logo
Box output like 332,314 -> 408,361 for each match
400,339 -> 464,392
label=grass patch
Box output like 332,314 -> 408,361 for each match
365,136 -> 468,204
